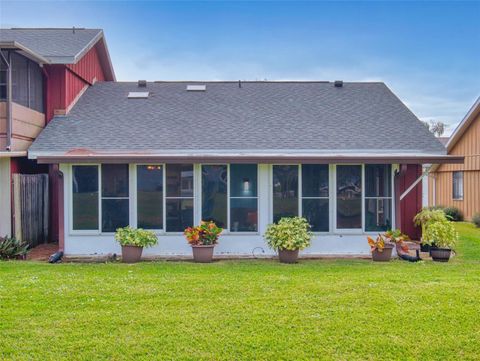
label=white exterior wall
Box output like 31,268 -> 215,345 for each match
0,158 -> 11,238
61,163 -> 395,257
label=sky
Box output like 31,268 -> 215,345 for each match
1,1 -> 479,135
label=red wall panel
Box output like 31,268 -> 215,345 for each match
397,164 -> 423,240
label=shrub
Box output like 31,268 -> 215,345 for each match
264,217 -> 312,251
443,207 -> 464,222
472,213 -> 480,228
0,236 -> 29,260
114,227 -> 158,248
414,208 -> 448,236
184,221 -> 223,246
422,221 -> 458,250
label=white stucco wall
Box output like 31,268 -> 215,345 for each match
61,163 -> 394,257
0,158 -> 11,238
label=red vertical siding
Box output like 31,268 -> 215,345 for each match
397,164 -> 422,240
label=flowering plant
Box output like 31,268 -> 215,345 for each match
184,221 -> 223,246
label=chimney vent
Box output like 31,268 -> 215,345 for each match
186,84 -> 206,92
334,80 -> 343,88
138,80 -> 147,88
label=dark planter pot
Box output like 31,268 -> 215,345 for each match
121,245 -> 143,263
371,243 -> 394,262
191,245 -> 215,263
278,249 -> 299,263
430,247 -> 452,262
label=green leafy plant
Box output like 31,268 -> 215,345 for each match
0,236 -> 29,260
264,217 -> 312,251
367,229 -> 410,253
184,221 -> 223,246
472,213 -> 480,228
422,221 -> 458,249
443,207 -> 464,222
414,208 -> 448,237
114,227 -> 158,248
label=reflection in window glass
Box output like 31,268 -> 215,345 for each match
230,164 -> 258,197
365,165 -> 391,197
166,199 -> 194,232
102,164 -> 129,197
364,164 -> 392,232
452,171 -> 464,200
102,199 -> 129,233
302,165 -> 329,232
137,165 -> 163,229
166,164 -> 193,198
202,165 -> 228,228
336,165 -> 362,229
72,165 -> 98,230
302,198 -> 329,232
273,165 -> 298,223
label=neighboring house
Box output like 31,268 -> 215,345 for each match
28,80 -> 462,256
0,28 -> 115,241
428,97 -> 480,220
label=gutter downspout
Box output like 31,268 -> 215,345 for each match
0,50 -> 12,151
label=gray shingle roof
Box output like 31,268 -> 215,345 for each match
0,28 -> 103,63
29,81 -> 447,156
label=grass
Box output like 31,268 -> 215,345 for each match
1,225 -> 479,360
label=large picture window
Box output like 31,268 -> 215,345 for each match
273,165 -> 299,223
364,164 -> 392,232
166,164 -> 194,232
336,165 -> 362,229
101,164 -> 129,232
137,165 -> 163,229
302,164 -> 329,232
230,164 -> 258,232
452,171 -> 464,200
72,165 -> 99,230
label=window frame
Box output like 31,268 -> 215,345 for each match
200,163 -> 260,234
270,164 -> 331,234
452,171 -> 464,201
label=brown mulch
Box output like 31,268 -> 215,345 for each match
26,243 -> 59,261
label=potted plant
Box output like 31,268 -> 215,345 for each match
264,217 -> 312,263
414,208 -> 458,262
367,229 -> 410,262
422,220 -> 458,262
414,208 -> 448,252
114,226 -> 158,263
184,221 -> 222,263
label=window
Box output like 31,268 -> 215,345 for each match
10,53 -> 44,112
302,164 -> 329,232
137,165 -> 163,229
230,164 -> 258,232
364,164 -> 392,232
165,164 -> 194,232
273,165 -> 299,223
101,164 -> 129,232
453,171 -> 464,200
202,165 -> 228,228
72,165 -> 99,230
336,165 -> 362,229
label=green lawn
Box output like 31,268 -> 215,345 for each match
1,225 -> 479,360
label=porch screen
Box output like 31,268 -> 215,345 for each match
336,165 -> 362,229
166,164 -> 194,232
137,165 -> 163,229
101,164 -> 129,232
302,164 -> 329,232
365,164 -> 392,231
273,165 -> 298,223
230,164 -> 258,232
72,165 -> 99,230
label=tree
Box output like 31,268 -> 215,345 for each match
422,120 -> 445,137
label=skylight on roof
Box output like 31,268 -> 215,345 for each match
186,85 -> 206,92
128,92 -> 149,99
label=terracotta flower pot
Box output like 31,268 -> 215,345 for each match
121,245 -> 143,263
278,249 -> 299,263
371,243 -> 394,262
191,245 -> 215,263
430,247 -> 452,262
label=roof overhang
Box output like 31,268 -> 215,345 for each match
0,151 -> 27,158
0,41 -> 49,64
30,151 -> 464,165
445,97 -> 480,151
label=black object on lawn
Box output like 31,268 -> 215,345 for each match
48,251 -> 64,263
